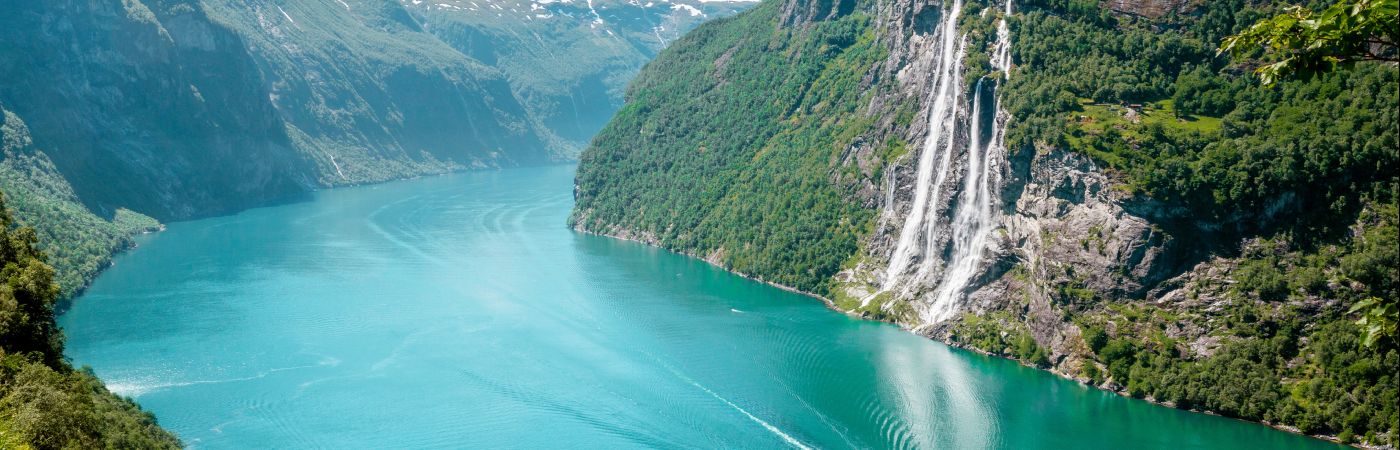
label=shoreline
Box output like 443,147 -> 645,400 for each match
574,225 -> 1370,449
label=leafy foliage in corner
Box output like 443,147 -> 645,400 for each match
1351,296 -> 1399,348
572,0 -> 899,294
0,191 -> 180,449
1221,0 -> 1399,85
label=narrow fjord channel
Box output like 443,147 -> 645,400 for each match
59,165 -> 1341,449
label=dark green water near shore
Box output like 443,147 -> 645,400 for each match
60,165 -> 1341,449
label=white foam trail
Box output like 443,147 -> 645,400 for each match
683,377 -> 814,450
651,358 -> 813,450
108,361 -> 332,397
365,195 -> 450,266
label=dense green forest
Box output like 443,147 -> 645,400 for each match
1006,0 -> 1397,242
0,190 -> 179,449
572,0 -> 904,294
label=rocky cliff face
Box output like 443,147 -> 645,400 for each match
912,145 -> 1191,372
1100,0 -> 1196,18
195,0 -> 579,187
0,0 -> 311,221
829,0 -> 1199,374
837,127 -> 1201,374
821,1 -> 1386,422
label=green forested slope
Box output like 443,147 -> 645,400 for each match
572,0 -> 908,293
1,109 -> 160,298
0,191 -> 179,449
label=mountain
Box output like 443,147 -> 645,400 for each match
572,0 -> 1398,445
403,0 -> 756,148
0,0 -> 314,222
0,0 -> 754,296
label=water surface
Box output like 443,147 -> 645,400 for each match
62,165 -> 1340,449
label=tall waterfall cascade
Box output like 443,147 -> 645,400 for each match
868,0 -> 1014,325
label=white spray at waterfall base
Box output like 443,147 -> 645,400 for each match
867,0 -> 1014,325
878,0 -> 966,294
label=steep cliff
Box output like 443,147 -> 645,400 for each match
194,0 -> 565,186
573,0 -> 1398,444
0,0 -> 569,219
0,0 -> 311,221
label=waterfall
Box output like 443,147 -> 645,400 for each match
926,77 -> 1004,322
878,0 -> 966,295
869,0 -> 1014,325
994,1 -> 1012,75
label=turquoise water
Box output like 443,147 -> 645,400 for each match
61,165 -> 1340,449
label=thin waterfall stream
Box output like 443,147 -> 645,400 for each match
871,0 -> 1014,325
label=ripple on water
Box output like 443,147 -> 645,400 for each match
60,167 -> 1349,450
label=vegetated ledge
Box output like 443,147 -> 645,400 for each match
570,222 -> 1373,449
